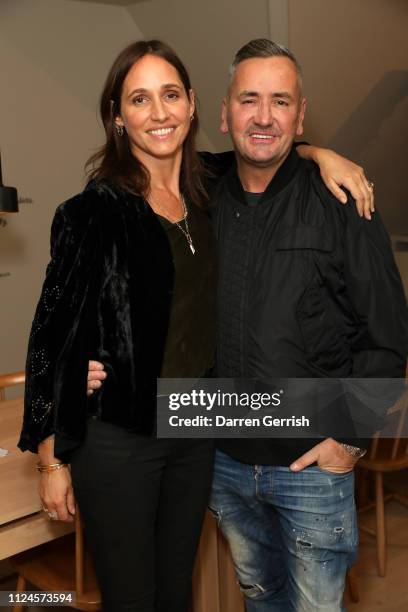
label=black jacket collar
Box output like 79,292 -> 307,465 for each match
225,146 -> 301,205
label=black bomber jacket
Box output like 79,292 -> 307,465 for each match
213,149 -> 408,465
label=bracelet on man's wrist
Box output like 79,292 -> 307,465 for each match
339,443 -> 367,459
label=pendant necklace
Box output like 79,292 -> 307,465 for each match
149,193 -> 196,255
175,195 -> 195,254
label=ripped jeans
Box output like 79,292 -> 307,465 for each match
209,450 -> 358,612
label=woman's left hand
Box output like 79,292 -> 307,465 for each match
296,145 -> 374,220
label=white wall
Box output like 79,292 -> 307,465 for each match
289,0 -> 408,235
1,0 -> 406,376
0,0 -> 144,374
127,0 -> 275,151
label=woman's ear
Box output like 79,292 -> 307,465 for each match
296,98 -> 307,136
189,89 -> 196,120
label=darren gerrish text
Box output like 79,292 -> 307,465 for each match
168,415 -> 310,428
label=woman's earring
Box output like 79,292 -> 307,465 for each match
116,124 -> 124,136
190,114 -> 194,122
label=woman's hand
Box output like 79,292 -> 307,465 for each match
296,145 -> 374,220
39,467 -> 76,523
38,435 -> 75,522
87,360 -> 106,396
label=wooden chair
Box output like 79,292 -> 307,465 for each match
1,370 -> 100,609
0,371 -> 25,400
10,507 -> 101,611
357,377 -> 408,577
345,567 -> 359,604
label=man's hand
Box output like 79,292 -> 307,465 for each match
296,145 -> 374,220
289,438 -> 358,474
87,360 -> 106,396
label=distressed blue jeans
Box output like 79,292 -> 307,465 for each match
209,450 -> 358,612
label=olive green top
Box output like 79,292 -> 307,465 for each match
157,201 -> 217,378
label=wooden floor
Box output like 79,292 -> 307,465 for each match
2,472 -> 407,612
348,500 -> 408,611
347,470 -> 408,612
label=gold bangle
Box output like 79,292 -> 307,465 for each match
36,462 -> 68,473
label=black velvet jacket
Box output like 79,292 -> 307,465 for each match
18,181 -> 176,460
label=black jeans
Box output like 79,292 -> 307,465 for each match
70,418 -> 214,612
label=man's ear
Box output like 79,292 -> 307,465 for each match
296,98 -> 307,136
220,98 -> 229,134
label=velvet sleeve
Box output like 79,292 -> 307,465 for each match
18,200 -> 99,455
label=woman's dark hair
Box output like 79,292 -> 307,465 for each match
85,40 -> 209,206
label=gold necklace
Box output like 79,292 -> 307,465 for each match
174,195 -> 195,254
149,193 -> 195,255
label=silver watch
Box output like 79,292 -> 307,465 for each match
339,443 -> 367,459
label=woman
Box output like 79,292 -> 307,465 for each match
18,40 -> 373,612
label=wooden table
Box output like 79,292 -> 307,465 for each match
0,398 -> 73,561
0,399 -> 244,610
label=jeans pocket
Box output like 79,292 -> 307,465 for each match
313,465 -> 354,478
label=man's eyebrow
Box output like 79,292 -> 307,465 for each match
238,90 -> 294,100
239,90 -> 259,98
272,91 -> 293,100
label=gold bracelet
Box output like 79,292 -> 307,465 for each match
36,462 -> 68,473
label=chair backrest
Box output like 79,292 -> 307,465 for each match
368,367 -> 408,462
0,371 -> 25,401
74,506 -> 101,607
75,506 -> 85,597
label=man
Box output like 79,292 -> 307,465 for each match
88,40 -> 407,610
206,39 -> 407,611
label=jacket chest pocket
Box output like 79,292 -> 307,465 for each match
276,225 -> 351,374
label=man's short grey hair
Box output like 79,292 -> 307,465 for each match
229,38 -> 303,92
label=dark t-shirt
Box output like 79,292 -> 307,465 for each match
245,192 -> 263,207
157,200 -> 217,378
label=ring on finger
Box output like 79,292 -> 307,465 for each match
47,510 -> 59,520
366,180 -> 374,191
